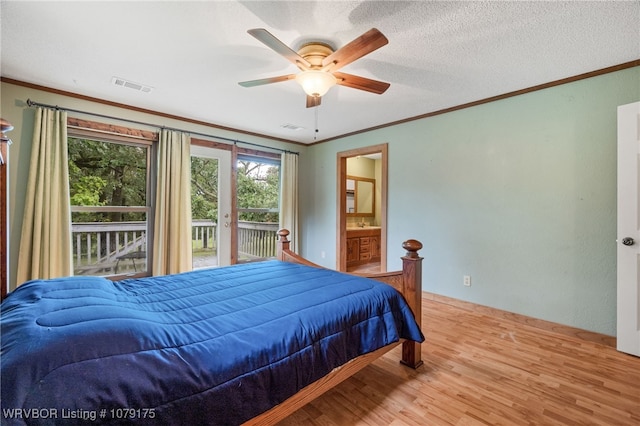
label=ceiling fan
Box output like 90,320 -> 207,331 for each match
238,28 -> 390,108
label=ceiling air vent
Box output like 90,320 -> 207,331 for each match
111,77 -> 153,93
280,123 -> 304,131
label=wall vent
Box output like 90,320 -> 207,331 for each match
111,77 -> 153,93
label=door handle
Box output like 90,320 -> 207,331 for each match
622,237 -> 635,246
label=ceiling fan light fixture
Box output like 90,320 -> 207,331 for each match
295,71 -> 337,97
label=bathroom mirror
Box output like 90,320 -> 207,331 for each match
346,175 -> 375,216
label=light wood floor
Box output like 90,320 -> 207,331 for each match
277,294 -> 640,425
347,262 -> 382,274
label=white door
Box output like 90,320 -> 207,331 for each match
617,101 -> 640,357
191,145 -> 232,267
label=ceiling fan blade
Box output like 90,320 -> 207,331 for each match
322,28 -> 388,72
306,95 -> 321,108
238,74 -> 296,88
248,28 -> 311,70
333,72 -> 390,94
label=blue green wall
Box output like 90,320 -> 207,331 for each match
300,67 -> 640,336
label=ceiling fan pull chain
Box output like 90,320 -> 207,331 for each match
314,104 -> 319,140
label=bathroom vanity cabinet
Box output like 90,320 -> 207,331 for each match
346,227 -> 381,268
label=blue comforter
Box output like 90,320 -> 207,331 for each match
1,261 -> 423,425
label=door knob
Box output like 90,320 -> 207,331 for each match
622,237 -> 635,246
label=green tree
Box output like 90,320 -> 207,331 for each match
236,160 -> 279,222
68,138 -> 147,222
70,175 -> 107,206
191,156 -> 219,221
70,141 -> 280,225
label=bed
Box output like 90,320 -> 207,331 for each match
1,229 -> 424,425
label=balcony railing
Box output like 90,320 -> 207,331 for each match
237,221 -> 280,262
72,220 -> 279,276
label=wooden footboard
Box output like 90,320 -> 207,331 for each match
245,229 -> 423,425
276,228 -> 423,369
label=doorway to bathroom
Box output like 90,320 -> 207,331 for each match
336,143 -> 388,272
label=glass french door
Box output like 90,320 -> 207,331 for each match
190,145 -> 232,268
235,155 -> 281,263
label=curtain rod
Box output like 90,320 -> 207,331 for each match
25,99 -> 299,155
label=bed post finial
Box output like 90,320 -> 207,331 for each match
402,239 -> 422,259
277,229 -> 290,241
277,229 -> 290,260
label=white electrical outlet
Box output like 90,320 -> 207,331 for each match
463,275 -> 471,287
321,251 -> 326,259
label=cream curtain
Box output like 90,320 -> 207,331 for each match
152,129 -> 192,275
16,108 -> 72,284
279,152 -> 299,251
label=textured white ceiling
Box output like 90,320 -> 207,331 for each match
1,1 -> 639,144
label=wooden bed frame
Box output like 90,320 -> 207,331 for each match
244,229 -> 424,425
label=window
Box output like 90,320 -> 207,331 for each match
236,154 -> 280,262
67,134 -> 153,277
